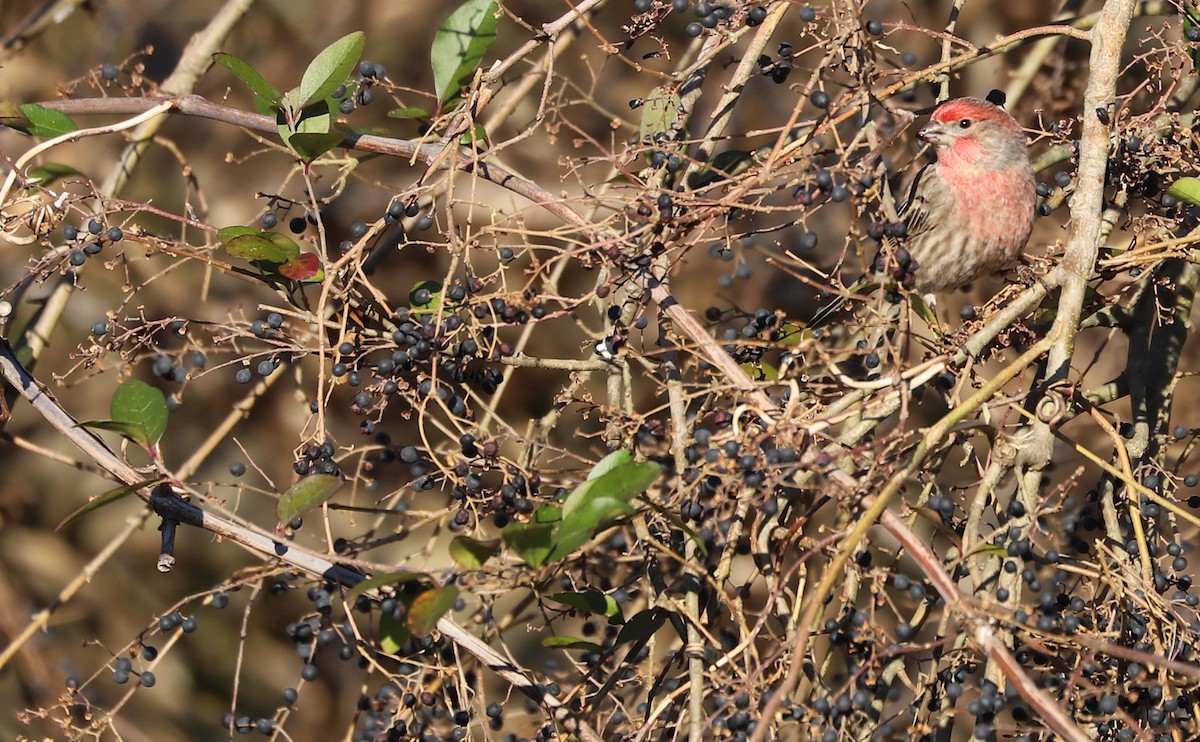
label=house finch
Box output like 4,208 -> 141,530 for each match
810,98 -> 1035,329
877,97 -> 1037,295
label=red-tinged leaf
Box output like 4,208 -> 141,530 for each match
407,584 -> 458,635
278,252 -> 323,281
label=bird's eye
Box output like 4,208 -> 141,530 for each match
958,118 -> 972,128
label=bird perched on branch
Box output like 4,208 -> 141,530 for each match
890,96 -> 1037,294
815,96 -> 1037,325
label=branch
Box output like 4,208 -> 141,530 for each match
0,336 -> 602,741
35,94 -> 770,408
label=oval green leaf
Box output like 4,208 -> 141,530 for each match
19,103 -> 77,138
549,590 -> 624,622
546,496 -> 636,564
639,87 -> 680,142
217,225 -> 258,243
213,52 -> 282,115
110,379 -> 168,447
276,474 -> 342,524
284,130 -> 345,162
432,0 -> 500,103
409,280 -> 444,317
542,636 -> 604,652
388,106 -> 430,119
407,584 -> 458,635
460,122 -> 488,147
27,163 -> 79,186
563,456 -> 660,518
614,607 -> 667,646
298,32 -> 364,109
56,477 -> 162,532
449,535 -> 500,568
344,570 -> 432,605
588,450 -> 633,481
380,610 -> 410,654
0,101 -> 32,133
1168,177 -> 1200,207
501,521 -> 555,568
224,233 -> 294,264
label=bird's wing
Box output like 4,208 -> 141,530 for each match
898,162 -> 937,239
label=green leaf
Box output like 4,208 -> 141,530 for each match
431,0 -> 500,103
261,232 -> 302,262
223,231 -> 300,264
213,52 -> 282,115
1186,12 -> 1200,71
910,292 -> 937,327
459,122 -> 488,147
344,570 -> 432,605
546,496 -> 636,564
0,101 -> 32,133
409,280 -> 444,317
639,499 -> 707,557
501,520 -> 555,568
278,252 -> 324,282
614,607 -> 667,646
276,474 -> 342,524
379,610 -> 410,654
546,457 -> 658,563
588,450 -> 633,481
639,87 -> 680,142
407,584 -> 458,635
1168,177 -> 1200,207
542,636 -> 604,652
278,100 -> 340,159
688,149 -> 754,189
562,455 -> 660,519
19,103 -> 77,138
217,225 -> 259,243
449,535 -> 499,568
109,379 -> 168,448
742,361 -> 779,381
79,420 -> 156,442
297,32 -> 364,109
56,478 -> 162,532
283,130 -> 345,161
27,163 -> 79,186
533,503 -> 562,523
388,106 -> 430,119
549,590 -> 624,623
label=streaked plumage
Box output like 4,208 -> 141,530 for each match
893,97 -> 1037,294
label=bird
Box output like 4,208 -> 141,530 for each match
813,96 -> 1037,326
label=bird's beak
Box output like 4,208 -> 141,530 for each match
917,122 -> 948,147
